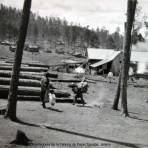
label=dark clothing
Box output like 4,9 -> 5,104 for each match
40,76 -> 49,108
41,77 -> 49,91
74,92 -> 85,104
72,86 -> 85,105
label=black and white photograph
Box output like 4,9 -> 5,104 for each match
0,0 -> 148,147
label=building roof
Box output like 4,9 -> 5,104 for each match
90,59 -> 112,68
88,48 -> 122,68
87,48 -> 121,60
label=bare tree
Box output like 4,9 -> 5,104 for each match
112,71 -> 122,110
4,0 -> 32,121
112,0 -> 137,116
120,0 -> 137,116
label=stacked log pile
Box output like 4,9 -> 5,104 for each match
0,61 -> 72,101
0,85 -> 70,99
0,65 -> 48,72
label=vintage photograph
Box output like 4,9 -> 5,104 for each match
0,0 -> 148,147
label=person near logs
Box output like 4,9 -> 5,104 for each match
40,72 -> 50,108
72,77 -> 88,106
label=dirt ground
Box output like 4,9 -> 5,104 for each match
0,81 -> 148,148
0,45 -> 148,148
0,44 -> 83,66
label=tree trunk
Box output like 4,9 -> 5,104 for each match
120,0 -> 137,117
112,71 -> 122,110
5,0 -> 32,121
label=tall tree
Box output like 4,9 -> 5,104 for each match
99,27 -> 109,48
112,27 -> 123,50
106,35 -> 116,49
120,0 -> 137,116
4,0 -> 32,121
112,69 -> 122,110
112,0 -> 137,115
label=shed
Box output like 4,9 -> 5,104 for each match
87,48 -> 122,76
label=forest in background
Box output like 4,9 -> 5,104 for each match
0,4 -> 123,53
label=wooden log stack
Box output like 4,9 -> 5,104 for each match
0,65 -> 48,72
0,85 -> 70,99
0,61 -> 72,101
0,77 -> 41,87
0,70 -> 58,80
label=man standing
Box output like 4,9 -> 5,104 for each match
40,72 -> 50,108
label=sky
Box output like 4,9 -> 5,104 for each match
1,0 -> 148,33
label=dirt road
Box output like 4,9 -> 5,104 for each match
0,81 -> 148,148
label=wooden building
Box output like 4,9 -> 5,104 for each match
87,48 -> 123,76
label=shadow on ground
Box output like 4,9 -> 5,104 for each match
129,115 -> 148,122
46,107 -> 63,113
12,118 -> 148,148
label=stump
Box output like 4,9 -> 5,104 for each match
10,130 -> 32,145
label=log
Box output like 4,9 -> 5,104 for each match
17,95 -> 40,101
54,90 -> 70,98
0,61 -> 28,67
0,85 -> 40,98
27,63 -> 49,68
8,95 -> 74,103
46,71 -> 58,78
5,60 -> 41,65
0,65 -> 48,72
5,60 -> 64,67
0,71 -> 80,83
0,63 -> 13,66
0,77 -> 41,87
17,72 -> 42,80
0,70 -> 58,80
0,74 -> 80,83
0,85 -> 70,98
27,63 -> 64,67
17,96 -> 80,103
50,78 -> 81,83
0,61 -> 30,67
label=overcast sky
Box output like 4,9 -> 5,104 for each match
1,0 -> 148,33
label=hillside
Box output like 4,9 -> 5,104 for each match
0,44 -> 86,66
0,3 -> 123,53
